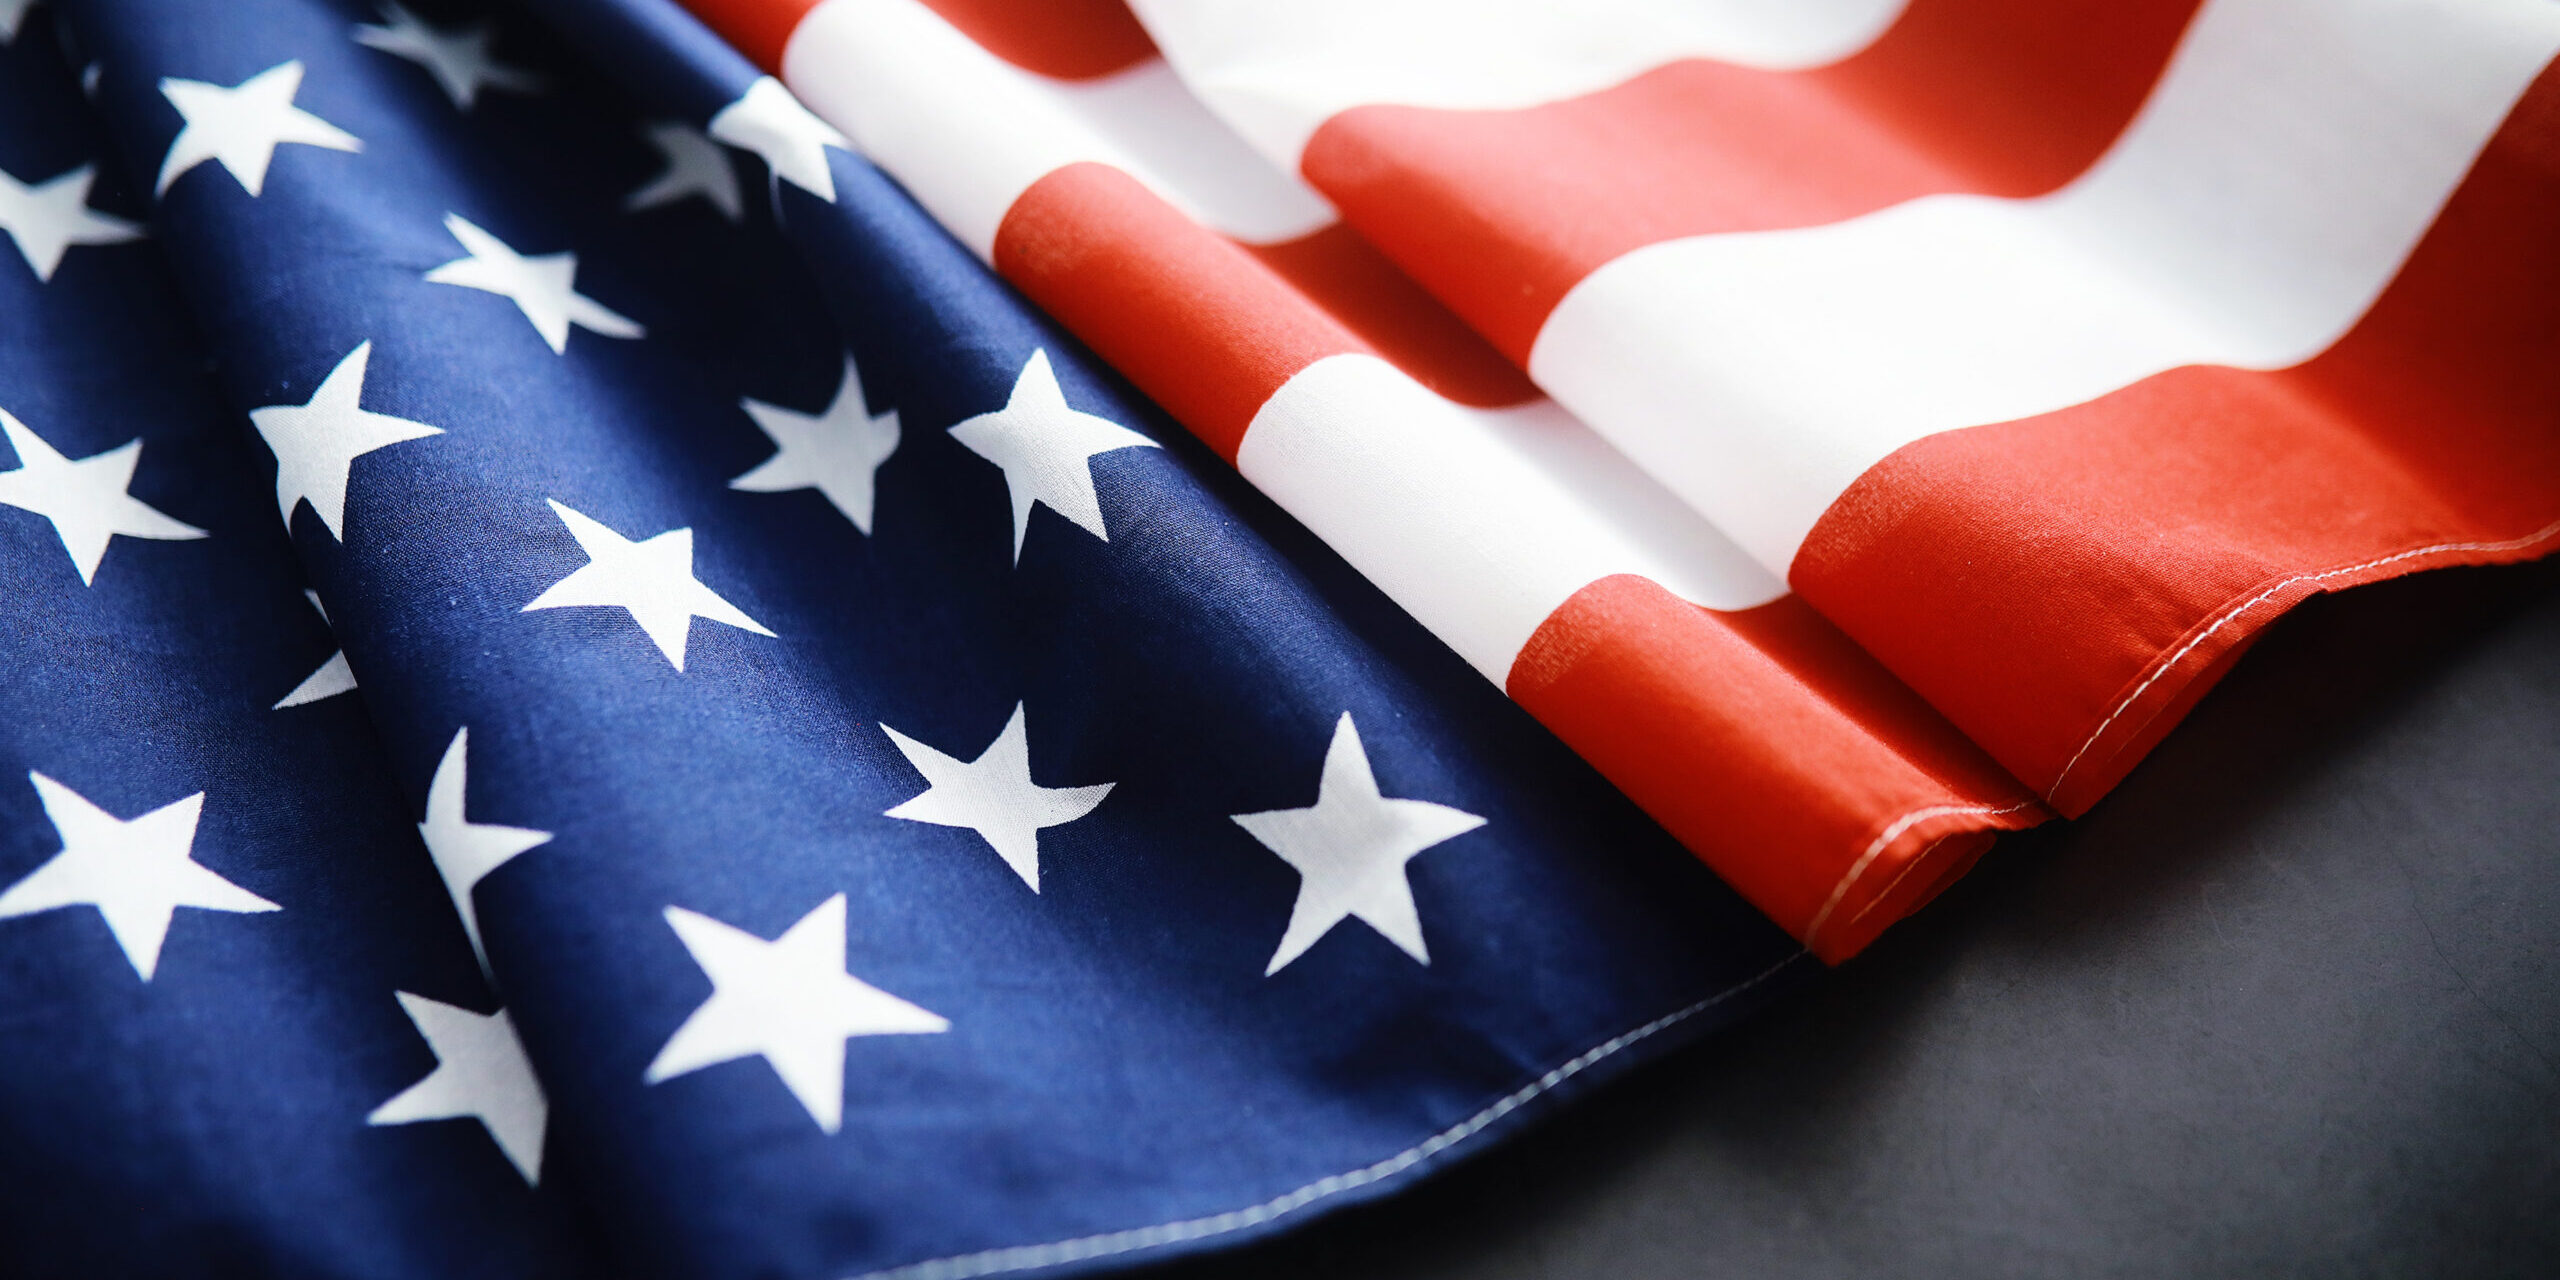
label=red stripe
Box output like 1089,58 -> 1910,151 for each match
910,0 -> 1157,80
1301,0 -> 2202,362
684,0 -> 817,71
1507,579 -> 2040,962
689,0 -> 1157,78
992,163 -> 1532,461
1239,228 -> 1538,411
1793,62 -> 2560,814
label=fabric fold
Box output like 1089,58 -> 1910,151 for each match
679,0 -> 2049,962
43,0 -> 1811,1273
0,11 -> 601,1272
1121,0 -> 2560,850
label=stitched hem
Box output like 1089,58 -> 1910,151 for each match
2048,516 -> 2560,803
1799,801 -> 2040,952
843,950 -> 1812,1280
1846,832 -> 1959,931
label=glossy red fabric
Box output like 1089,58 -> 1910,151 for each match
683,0 -> 1155,76
1300,0 -> 2202,360
993,163 -> 1533,461
1793,65 -> 2560,812
1508,580 -> 2038,962
681,0 -> 814,70
679,0 -> 2560,964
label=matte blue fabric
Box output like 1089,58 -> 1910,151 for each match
14,0 -> 1811,1275
0,11 -> 598,1275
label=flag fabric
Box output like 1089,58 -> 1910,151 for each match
1123,0 -> 2560,814
6,0 -> 2559,1275
1,0 -> 1809,1276
672,0 -> 2560,960
0,12 -> 592,1275
673,0 -> 2046,965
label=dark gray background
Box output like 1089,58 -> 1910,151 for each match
1151,563 -> 2560,1279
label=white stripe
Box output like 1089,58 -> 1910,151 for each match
1130,0 -> 1906,169
781,0 -> 1332,257
778,0 -> 1775,688
1237,355 -> 1782,686
1529,0 -> 2560,577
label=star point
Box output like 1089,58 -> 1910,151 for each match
156,60 -> 361,197
646,894 -> 946,1133
0,409 -> 204,586
522,499 -> 772,670
626,121 -> 741,221
0,163 -> 141,282
881,703 -> 1113,892
418,728 -> 550,975
426,213 -> 642,354
949,349 -> 1156,563
0,772 -> 278,980
273,649 -> 356,709
248,341 -> 442,542
274,590 -> 358,709
733,354 -> 900,534
369,992 -> 549,1184
1232,713 -> 1485,976
353,1 -> 541,110
707,76 -> 848,204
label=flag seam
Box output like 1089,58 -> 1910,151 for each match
842,949 -> 1813,1280
1844,831 -> 1959,931
2048,515 -> 2560,801
1799,800 -> 2042,950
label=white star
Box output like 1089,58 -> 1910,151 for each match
417,728 -> 549,975
0,409 -> 204,586
369,992 -> 549,1184
0,163 -> 141,283
521,499 -> 772,670
1232,713 -> 1485,976
0,0 -> 35,45
646,894 -> 946,1134
353,1 -> 541,111
881,703 -> 1112,892
949,349 -> 1155,563
426,213 -> 642,354
0,772 -> 278,980
626,122 -> 740,221
732,354 -> 900,534
707,76 -> 849,204
248,342 -> 442,542
274,589 -> 358,709
156,61 -> 361,197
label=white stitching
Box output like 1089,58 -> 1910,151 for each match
2046,517 -> 2560,801
1788,519 -> 2560,950
1845,832 -> 1957,931
1799,800 -> 2040,949
838,523 -> 2558,1280
843,951 -> 1812,1280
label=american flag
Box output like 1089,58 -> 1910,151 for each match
0,0 -> 2553,1276
0,0 -> 1805,1274
671,0 -> 2560,961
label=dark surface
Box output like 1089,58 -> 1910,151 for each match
1148,564 -> 2560,1280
